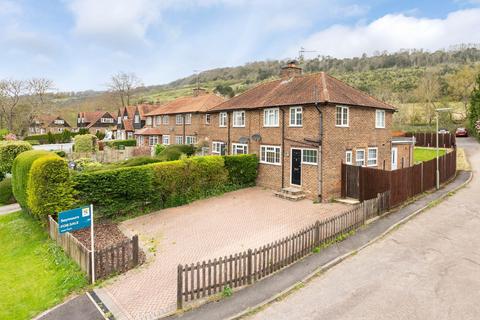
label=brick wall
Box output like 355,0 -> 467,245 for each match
394,143 -> 414,169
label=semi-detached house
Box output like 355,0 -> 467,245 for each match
205,62 -> 397,201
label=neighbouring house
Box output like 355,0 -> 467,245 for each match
29,115 -> 71,134
391,136 -> 415,169
112,104 -> 158,140
76,111 -> 115,134
135,88 -> 225,147
205,61 -> 398,201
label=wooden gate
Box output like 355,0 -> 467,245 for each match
341,163 -> 360,199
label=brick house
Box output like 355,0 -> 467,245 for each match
205,62 -> 397,201
76,111 -> 115,134
29,114 -> 71,134
135,89 -> 225,147
111,105 -> 158,140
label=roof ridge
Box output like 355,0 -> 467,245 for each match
320,72 -> 330,102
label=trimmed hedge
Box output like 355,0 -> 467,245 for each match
0,141 -> 33,174
12,150 -> 51,209
24,130 -> 75,144
27,154 -> 76,219
73,156 -> 229,218
223,154 -> 258,186
157,144 -> 196,161
0,178 -> 15,205
74,134 -> 97,153
106,139 -> 136,149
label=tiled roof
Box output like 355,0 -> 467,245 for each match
35,114 -> 71,127
134,127 -> 162,135
146,94 -> 225,116
125,106 -> 136,119
80,111 -> 114,128
210,72 -> 395,111
123,119 -> 134,131
137,104 -> 158,120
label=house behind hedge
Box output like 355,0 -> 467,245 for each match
112,104 -> 158,140
76,111 -> 115,134
29,115 -> 71,134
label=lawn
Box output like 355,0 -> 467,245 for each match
0,211 -> 87,319
414,147 -> 446,163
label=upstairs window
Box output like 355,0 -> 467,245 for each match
233,111 -> 245,127
155,116 -> 161,126
335,106 -> 349,127
117,116 -> 122,124
205,113 -> 211,124
263,108 -> 279,127
176,114 -> 183,125
375,110 -> 385,128
162,115 -> 169,125
101,117 -> 114,123
146,117 -> 152,126
289,106 -> 302,127
135,114 -> 141,123
54,119 -> 64,125
185,113 -> 192,125
219,112 -> 227,127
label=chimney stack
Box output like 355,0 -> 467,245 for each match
280,60 -> 302,78
193,87 -> 207,97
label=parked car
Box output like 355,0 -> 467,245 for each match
455,127 -> 468,137
438,128 -> 449,134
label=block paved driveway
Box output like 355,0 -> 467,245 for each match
95,187 -> 348,320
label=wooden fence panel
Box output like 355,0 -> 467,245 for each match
406,132 -> 456,148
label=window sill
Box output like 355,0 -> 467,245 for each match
335,125 -> 349,128
289,125 -> 303,128
259,161 -> 281,166
263,125 -> 279,128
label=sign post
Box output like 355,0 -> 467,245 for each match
58,205 -> 95,284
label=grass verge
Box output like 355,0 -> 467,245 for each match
413,147 -> 446,163
0,211 -> 87,319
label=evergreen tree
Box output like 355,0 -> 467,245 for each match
468,74 -> 480,137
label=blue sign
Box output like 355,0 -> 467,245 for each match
58,206 -> 91,234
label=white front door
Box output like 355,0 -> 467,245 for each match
391,147 -> 398,170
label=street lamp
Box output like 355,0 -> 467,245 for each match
435,108 -> 451,190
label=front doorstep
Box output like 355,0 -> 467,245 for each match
335,197 -> 360,205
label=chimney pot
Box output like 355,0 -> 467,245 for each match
193,88 -> 207,97
280,60 -> 302,78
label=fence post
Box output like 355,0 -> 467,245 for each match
177,264 -> 183,309
377,193 -> 381,216
132,235 -> 139,266
314,221 -> 320,246
247,249 -> 253,285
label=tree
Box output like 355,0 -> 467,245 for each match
0,79 -> 26,131
468,74 -> 480,136
214,85 -> 235,98
446,66 -> 478,115
413,72 -> 441,125
107,72 -> 143,107
25,78 -> 55,133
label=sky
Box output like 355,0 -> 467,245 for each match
0,0 -> 480,91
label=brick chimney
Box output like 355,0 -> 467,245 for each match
280,60 -> 302,78
193,88 -> 207,97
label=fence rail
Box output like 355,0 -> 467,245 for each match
406,132 -> 456,148
48,216 -> 140,280
177,192 -> 390,309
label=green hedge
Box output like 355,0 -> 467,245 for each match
27,154 -> 76,219
106,139 -> 136,149
24,130 -> 75,144
0,178 -> 15,205
74,134 -> 97,153
0,141 -> 33,174
223,154 -> 258,186
157,144 -> 196,161
73,156 -> 229,218
12,150 -> 51,209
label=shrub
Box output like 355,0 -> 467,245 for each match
27,154 -> 76,219
27,140 -> 40,146
223,154 -> 258,186
0,141 -> 33,174
12,150 -> 51,209
154,144 -> 166,156
0,178 -> 15,205
74,134 -> 97,153
121,156 -> 164,167
106,139 -> 136,149
96,131 -> 106,140
157,144 -> 196,161
54,150 -> 66,158
73,158 -> 102,171
0,129 -> 9,140
24,130 -> 75,144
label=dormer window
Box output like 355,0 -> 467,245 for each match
135,114 -> 140,123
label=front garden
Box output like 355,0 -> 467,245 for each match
414,147 -> 446,163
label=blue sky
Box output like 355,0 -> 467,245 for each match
0,0 -> 479,91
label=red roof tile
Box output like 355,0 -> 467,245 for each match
210,72 -> 395,111
146,94 -> 225,116
134,127 -> 162,135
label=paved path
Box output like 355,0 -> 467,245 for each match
248,138 -> 480,320
95,187 -> 347,320
0,203 -> 20,215
36,294 -> 104,320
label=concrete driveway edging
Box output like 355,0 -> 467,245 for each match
165,170 -> 472,320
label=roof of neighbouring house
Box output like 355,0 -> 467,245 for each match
134,127 -> 163,135
136,104 -> 159,119
78,111 -> 114,128
34,114 -> 71,127
209,72 -> 396,112
145,93 -> 225,116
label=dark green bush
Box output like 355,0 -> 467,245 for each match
121,156 -> 164,167
74,134 -> 97,152
27,154 -> 76,219
0,141 -> 33,174
154,144 -> 166,156
106,139 -> 136,149
27,140 -> 40,146
0,178 -> 15,205
54,150 -> 66,158
223,154 -> 258,186
157,144 -> 196,161
12,150 -> 51,209
24,130 -> 75,144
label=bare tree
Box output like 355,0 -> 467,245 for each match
413,72 -> 441,125
107,72 -> 143,107
0,79 -> 26,131
24,78 -> 55,134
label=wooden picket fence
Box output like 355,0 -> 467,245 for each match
48,216 -> 140,280
177,193 -> 389,309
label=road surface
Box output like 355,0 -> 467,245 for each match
249,137 -> 480,320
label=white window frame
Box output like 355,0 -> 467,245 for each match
148,136 -> 158,146
162,135 -> 170,145
175,136 -> 183,144
101,117 -> 114,123
233,110 -> 245,128
289,106 -> 303,127
367,147 -> 378,167
186,136 -> 196,145
260,145 -> 281,166
176,114 -> 183,125
301,149 -> 318,165
375,110 -> 385,128
212,141 -> 225,154
127,132 -> 133,139
335,105 -> 349,127
232,143 -> 248,155
185,113 -> 192,125
219,112 -> 227,127
205,113 -> 211,124
146,117 -> 152,126
345,150 -> 353,165
155,116 -> 161,126
263,108 -> 279,127
54,119 -> 64,125
356,149 -> 365,166
135,114 -> 141,123
162,115 -> 169,125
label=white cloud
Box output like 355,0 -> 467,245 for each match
295,8 -> 480,58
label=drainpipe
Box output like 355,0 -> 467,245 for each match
314,103 -> 324,201
227,112 -> 231,155
281,108 -> 285,189
182,114 -> 186,143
